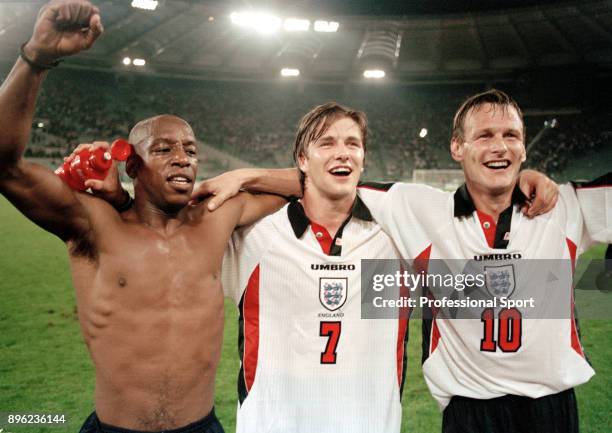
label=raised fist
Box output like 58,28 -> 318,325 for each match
23,0 -> 103,65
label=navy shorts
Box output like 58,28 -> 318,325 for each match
79,408 -> 225,433
442,388 -> 579,433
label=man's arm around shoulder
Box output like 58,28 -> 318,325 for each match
210,192 -> 286,228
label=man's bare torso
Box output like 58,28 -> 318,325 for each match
69,196 -> 236,430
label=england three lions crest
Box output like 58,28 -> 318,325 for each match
485,264 -> 516,298
319,278 -> 348,311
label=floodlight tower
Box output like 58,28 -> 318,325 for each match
355,29 -> 401,82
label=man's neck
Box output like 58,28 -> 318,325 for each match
466,183 -> 513,222
133,197 -> 188,234
301,190 -> 355,238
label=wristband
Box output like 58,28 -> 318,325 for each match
20,43 -> 61,70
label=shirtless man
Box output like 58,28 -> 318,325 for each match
0,1 -> 283,432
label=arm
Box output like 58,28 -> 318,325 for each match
85,163 -> 290,220
551,172 -> 611,258
192,168 -> 301,210
517,169 -> 559,217
0,0 -> 103,240
573,172 -> 612,244
192,167 -> 558,217
232,192 -> 287,227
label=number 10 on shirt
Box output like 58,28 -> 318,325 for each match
480,307 -> 522,352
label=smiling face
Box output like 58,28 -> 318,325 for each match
451,103 -> 526,197
298,116 -> 365,202
128,115 -> 198,212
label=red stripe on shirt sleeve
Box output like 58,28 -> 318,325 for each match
565,238 -> 585,357
396,264 -> 410,388
414,245 -> 441,354
242,265 -> 260,391
431,319 -> 441,355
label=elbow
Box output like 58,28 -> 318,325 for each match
0,158 -> 24,182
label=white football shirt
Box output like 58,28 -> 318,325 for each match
358,174 -> 611,409
223,197 -> 407,433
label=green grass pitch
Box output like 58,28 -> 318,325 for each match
0,196 -> 609,432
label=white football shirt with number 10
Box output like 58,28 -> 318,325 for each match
358,175 -> 611,409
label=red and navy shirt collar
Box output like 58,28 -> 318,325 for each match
454,183 -> 528,249
287,195 -> 373,256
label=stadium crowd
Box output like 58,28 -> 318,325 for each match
29,69 -> 610,180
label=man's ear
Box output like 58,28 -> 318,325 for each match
450,138 -> 464,162
125,154 -> 141,179
520,144 -> 527,163
297,154 -> 308,174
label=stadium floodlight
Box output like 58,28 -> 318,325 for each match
419,128 -> 428,138
544,118 -> 558,128
314,20 -> 339,32
133,58 -> 146,66
284,18 -> 310,32
131,0 -> 158,11
230,12 -> 248,26
230,11 -> 281,34
253,13 -> 281,34
122,57 -> 132,66
363,69 -> 385,79
281,68 -> 300,77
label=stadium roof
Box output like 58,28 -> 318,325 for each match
244,0 -> 567,16
1,0 -> 611,84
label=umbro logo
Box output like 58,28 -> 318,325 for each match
474,253 -> 522,261
311,264 -> 356,270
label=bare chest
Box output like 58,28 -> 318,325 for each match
71,224 -> 227,311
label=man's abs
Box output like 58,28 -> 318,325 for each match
69,240 -> 225,431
